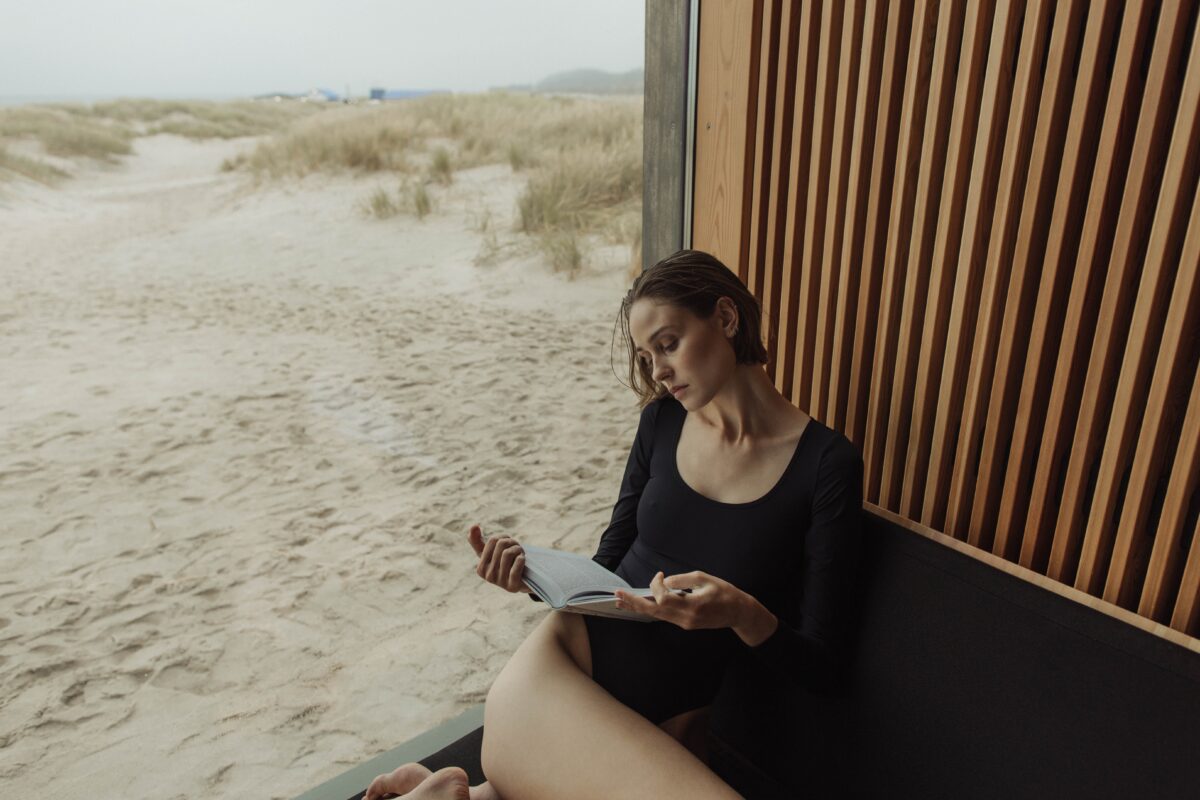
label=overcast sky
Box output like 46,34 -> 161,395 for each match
2,0 -> 644,100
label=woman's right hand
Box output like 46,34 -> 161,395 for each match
468,524 -> 531,593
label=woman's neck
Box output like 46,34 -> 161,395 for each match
692,364 -> 796,444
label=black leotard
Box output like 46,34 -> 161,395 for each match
581,395 -> 863,724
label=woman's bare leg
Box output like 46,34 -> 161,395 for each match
480,611 -> 741,800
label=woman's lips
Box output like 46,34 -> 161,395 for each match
670,385 -> 688,397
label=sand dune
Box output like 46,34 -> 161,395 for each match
0,134 -> 639,798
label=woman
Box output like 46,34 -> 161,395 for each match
365,249 -> 864,799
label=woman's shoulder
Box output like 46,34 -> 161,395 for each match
637,393 -> 683,427
801,417 -> 863,474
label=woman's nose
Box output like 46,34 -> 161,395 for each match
652,361 -> 671,382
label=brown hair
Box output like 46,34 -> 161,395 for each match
612,249 -> 768,407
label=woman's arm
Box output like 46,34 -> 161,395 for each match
745,435 -> 864,690
591,400 -> 662,570
529,400 -> 662,603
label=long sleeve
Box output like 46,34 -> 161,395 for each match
528,400 -> 660,603
747,435 -> 864,691
591,400 -> 661,571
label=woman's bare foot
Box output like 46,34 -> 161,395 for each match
363,762 -> 432,800
407,767 -> 470,800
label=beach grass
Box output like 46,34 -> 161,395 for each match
0,99 -> 322,181
0,106 -> 134,163
537,230 -> 584,274
430,147 -> 453,185
2,92 -> 642,274
88,98 -> 321,138
0,145 -> 69,183
410,181 -> 433,219
234,92 -> 642,272
516,146 -> 641,236
363,186 -> 401,219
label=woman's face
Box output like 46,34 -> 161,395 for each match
627,297 -> 737,409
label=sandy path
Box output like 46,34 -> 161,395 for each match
0,135 -> 639,798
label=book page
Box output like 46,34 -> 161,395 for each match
520,545 -> 631,607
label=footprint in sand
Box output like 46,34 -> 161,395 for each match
61,678 -> 89,706
150,658 -> 227,695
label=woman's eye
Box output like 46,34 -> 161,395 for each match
663,340 -> 678,352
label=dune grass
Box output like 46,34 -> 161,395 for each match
410,182 -> 433,219
363,187 -> 400,219
0,99 -> 322,182
232,92 -> 642,273
86,98 -> 321,138
0,145 -> 68,184
2,92 -> 642,276
430,147 -> 453,185
0,106 -> 134,163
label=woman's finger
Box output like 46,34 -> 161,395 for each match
617,590 -> 660,619
484,537 -> 514,584
467,524 -> 485,556
478,534 -> 503,579
497,543 -> 522,590
650,570 -> 672,604
663,570 -> 706,591
506,552 -> 527,592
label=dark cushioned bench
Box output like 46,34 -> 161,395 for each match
298,508 -> 1200,800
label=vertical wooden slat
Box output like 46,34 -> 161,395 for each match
737,3 -> 766,277
992,0 -> 1124,560
944,0 -> 1054,540
863,0 -> 939,503
745,0 -> 782,292
759,0 -> 802,375
772,1 -> 822,394
688,0 -> 1200,640
968,0 -> 1088,551
811,1 -> 864,423
1174,508 -> 1200,636
845,1 -> 912,449
692,0 -> 762,270
879,0 -> 968,510
899,0 -> 996,520
1048,1 -> 1197,585
829,0 -> 890,434
1020,0 -> 1157,573
1164,364 -> 1200,633
1112,175 -> 1199,610
923,0 -> 1025,530
789,0 -> 845,413
1079,30 -> 1200,598
1143,329 -> 1200,624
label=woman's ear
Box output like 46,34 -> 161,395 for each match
717,297 -> 739,338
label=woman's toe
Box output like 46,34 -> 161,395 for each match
420,766 -> 470,800
389,762 -> 434,794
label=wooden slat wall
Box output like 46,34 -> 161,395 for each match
692,0 -> 1200,639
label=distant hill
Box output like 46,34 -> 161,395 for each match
535,68 -> 643,94
491,68 -> 643,95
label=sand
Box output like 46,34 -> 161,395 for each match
0,134 -> 641,798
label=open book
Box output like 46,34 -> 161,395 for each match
521,545 -> 686,623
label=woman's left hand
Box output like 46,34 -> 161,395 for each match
614,570 -> 750,631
